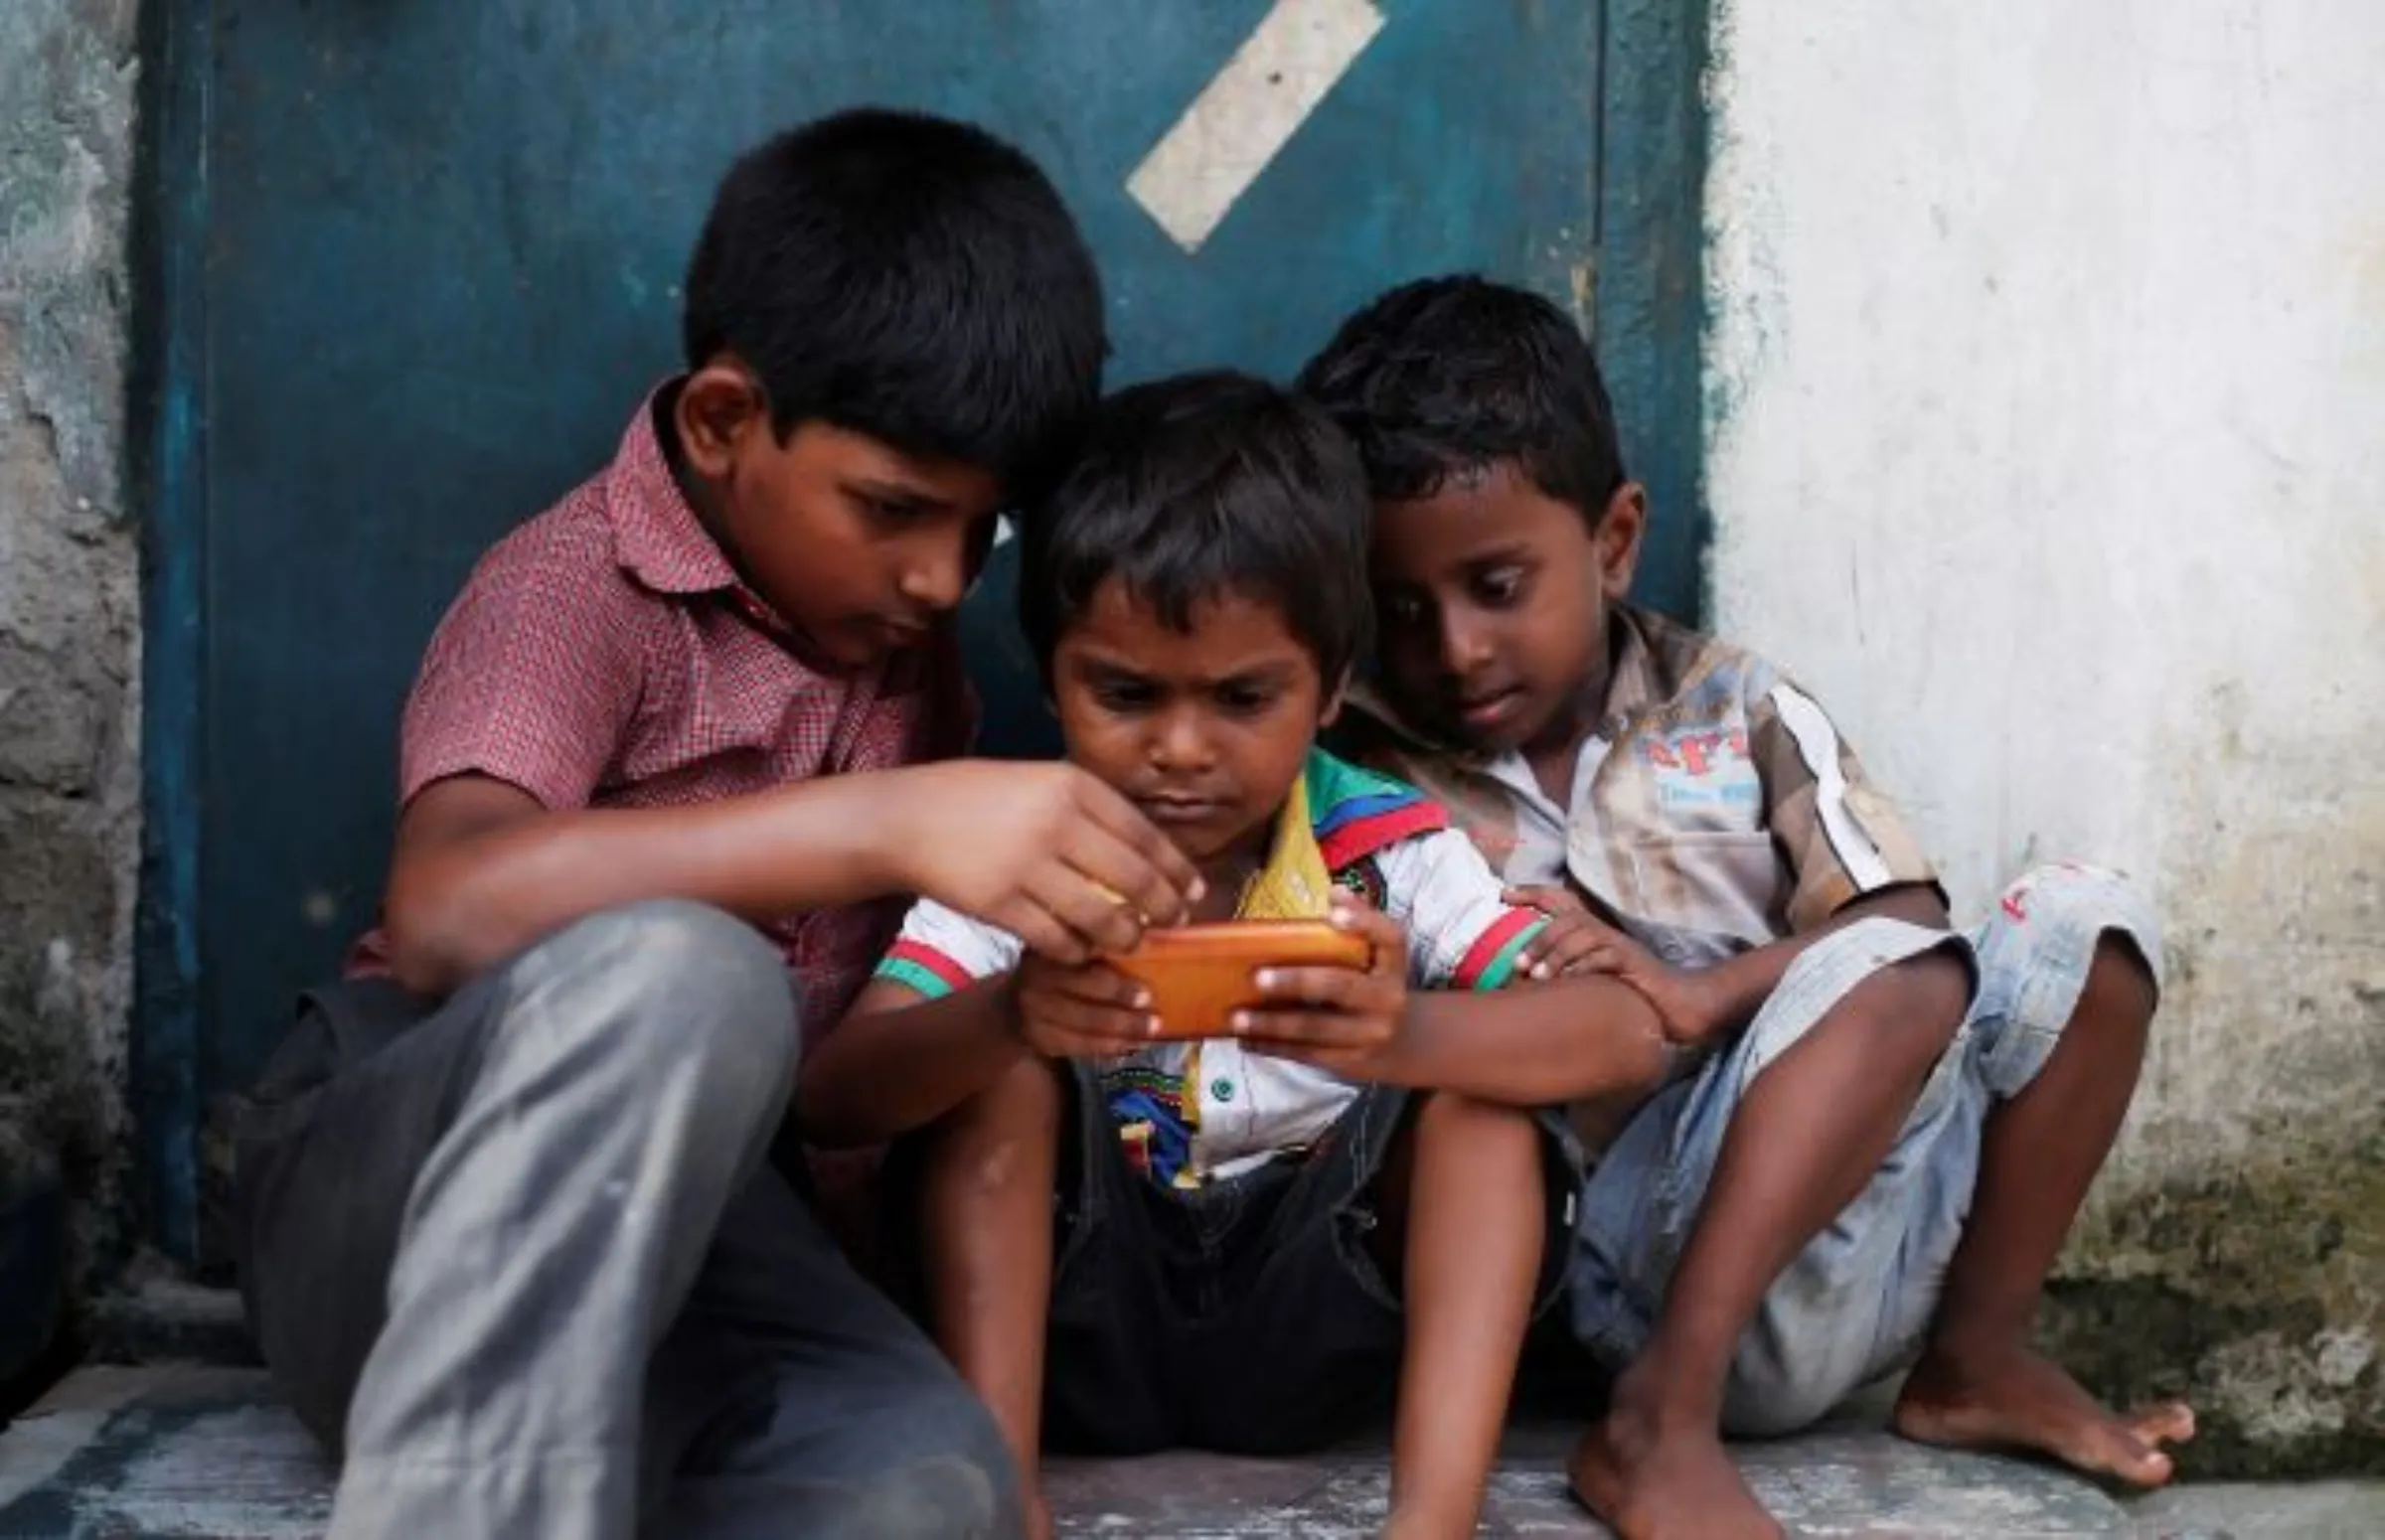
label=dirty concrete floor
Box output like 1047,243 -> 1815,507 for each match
1,1365 -> 2378,1538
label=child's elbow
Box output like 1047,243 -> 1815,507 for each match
384,920 -> 467,1000
1569,984 -> 1671,1103
381,869 -> 482,999
791,1071 -> 866,1150
791,1012 -> 888,1150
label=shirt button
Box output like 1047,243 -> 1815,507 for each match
1209,1077 -> 1236,1103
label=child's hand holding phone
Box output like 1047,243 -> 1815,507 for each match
1103,917 -> 1370,1043
1227,897 -> 1410,1075
1010,897 -> 1405,1064
1008,952 -> 1156,1062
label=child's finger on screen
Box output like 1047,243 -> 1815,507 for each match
1004,905 -> 1093,967
1074,775 -> 1205,910
1061,819 -> 1193,930
1031,866 -> 1147,956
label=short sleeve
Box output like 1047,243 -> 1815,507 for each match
398,538 -> 648,810
1368,828 -> 1548,992
1747,678 -> 1940,930
874,898 -> 1024,1000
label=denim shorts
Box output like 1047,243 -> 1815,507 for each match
1567,862 -> 2161,1434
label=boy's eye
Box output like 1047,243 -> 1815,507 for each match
1092,680 -> 1159,712
1473,566 -> 1528,607
1214,682 -> 1280,716
850,487 -> 934,525
1380,591 -> 1431,631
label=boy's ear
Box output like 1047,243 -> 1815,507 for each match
676,360 -> 772,480
1318,667 -> 1352,728
1594,483 -> 1649,601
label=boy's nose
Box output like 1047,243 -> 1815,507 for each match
1438,610 -> 1497,675
897,536 -> 970,612
1149,707 -> 1216,770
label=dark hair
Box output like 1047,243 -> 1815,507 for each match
1295,275 -> 1628,522
1019,372 -> 1373,687
682,108 -> 1107,501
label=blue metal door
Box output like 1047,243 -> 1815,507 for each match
139,0 -> 1705,1254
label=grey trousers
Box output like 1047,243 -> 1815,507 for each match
234,899 -> 1021,1540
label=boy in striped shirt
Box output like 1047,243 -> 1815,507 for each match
802,372 -> 1673,1540
1303,277 -> 2189,1540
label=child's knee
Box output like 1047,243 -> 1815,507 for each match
514,899 -> 798,1144
2079,934 -> 2159,1030
1408,1090 -> 1547,1186
1800,942 -> 1971,1062
1370,1091 -> 1534,1238
1878,947 -> 1975,1043
1405,1093 -> 1569,1244
973,1054 -> 1067,1125
1413,1086 -> 1532,1143
927,1056 -> 1064,1191
1750,920 -> 1971,1075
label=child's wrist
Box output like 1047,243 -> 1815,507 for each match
861,767 -> 931,895
994,972 -> 1045,1058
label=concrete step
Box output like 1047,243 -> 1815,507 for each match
3,1364 -> 2380,1537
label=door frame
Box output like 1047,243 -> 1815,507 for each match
128,0 -> 1710,1259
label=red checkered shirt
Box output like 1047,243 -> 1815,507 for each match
350,389 -> 972,1041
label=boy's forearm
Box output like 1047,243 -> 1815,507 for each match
1694,882 -> 1952,1033
387,768 -> 928,995
797,978 -> 1029,1149
1383,977 -> 1671,1107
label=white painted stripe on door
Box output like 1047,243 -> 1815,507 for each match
1127,0 -> 1385,252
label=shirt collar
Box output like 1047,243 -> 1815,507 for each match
1596,605 -> 1662,733
606,384 -> 830,656
604,384 -> 743,597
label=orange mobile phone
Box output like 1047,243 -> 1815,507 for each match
1106,920 -> 1373,1042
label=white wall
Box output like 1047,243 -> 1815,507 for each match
1704,0 -> 2384,1462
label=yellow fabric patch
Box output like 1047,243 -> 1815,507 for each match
1236,773 -> 1335,921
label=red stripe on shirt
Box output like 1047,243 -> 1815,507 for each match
1452,907 -> 1542,990
885,939 -> 977,995
1319,802 -> 1447,871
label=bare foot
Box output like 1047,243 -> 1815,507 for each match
1569,1410 -> 1782,1540
1026,1486 -> 1054,1540
1893,1343 -> 2195,1487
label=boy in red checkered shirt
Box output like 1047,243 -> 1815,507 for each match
232,109 -> 1197,1540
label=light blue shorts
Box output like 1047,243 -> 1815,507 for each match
1567,862 -> 2161,1435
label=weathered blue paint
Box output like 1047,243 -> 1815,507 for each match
136,2 -> 1706,1251
129,0 -> 214,1261
1598,0 -> 1714,616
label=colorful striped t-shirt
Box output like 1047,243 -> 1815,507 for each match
874,748 -> 1545,1187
